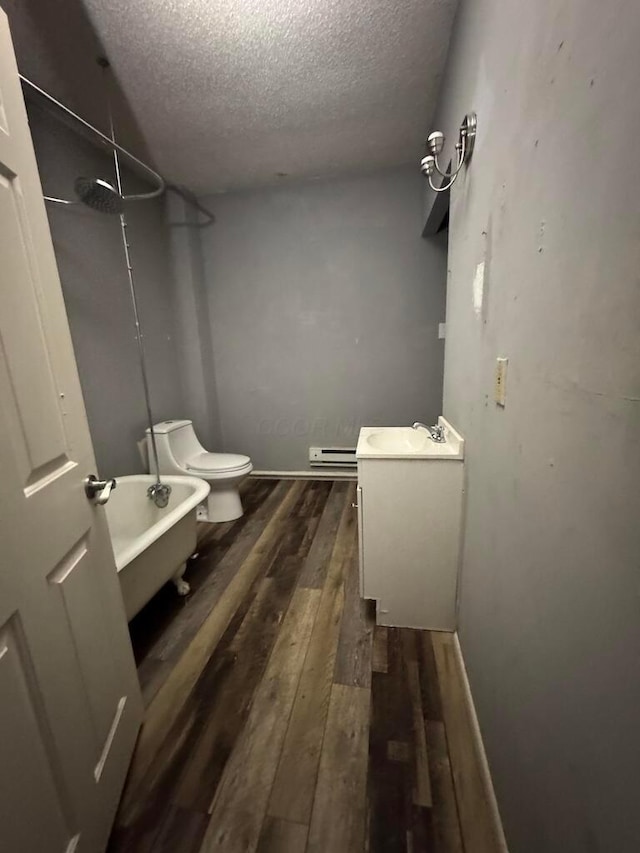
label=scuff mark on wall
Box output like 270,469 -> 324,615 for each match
538,219 -> 546,254
547,373 -> 640,404
473,261 -> 485,315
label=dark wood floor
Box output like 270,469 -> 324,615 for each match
110,478 -> 499,853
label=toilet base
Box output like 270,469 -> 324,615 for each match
205,487 -> 244,523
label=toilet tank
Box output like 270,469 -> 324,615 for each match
146,420 -> 203,469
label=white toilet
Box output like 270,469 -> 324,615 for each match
146,420 -> 253,522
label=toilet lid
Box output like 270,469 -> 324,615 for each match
184,451 -> 251,475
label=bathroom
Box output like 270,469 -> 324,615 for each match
1,0 -> 639,851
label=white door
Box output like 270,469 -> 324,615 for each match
0,11 -> 142,852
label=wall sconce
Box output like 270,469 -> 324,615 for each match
420,113 -> 477,193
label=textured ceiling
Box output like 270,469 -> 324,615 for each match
80,0 -> 458,194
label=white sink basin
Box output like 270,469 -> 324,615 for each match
356,418 -> 464,460
366,429 -> 432,454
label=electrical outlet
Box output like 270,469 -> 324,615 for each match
495,357 -> 508,406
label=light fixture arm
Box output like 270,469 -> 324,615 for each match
428,133 -> 467,193
420,113 -> 476,194
433,136 -> 464,178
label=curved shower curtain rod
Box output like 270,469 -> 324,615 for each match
19,73 -> 215,227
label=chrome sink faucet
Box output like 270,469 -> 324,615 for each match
412,422 -> 446,443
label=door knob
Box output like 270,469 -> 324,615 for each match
84,474 -> 116,505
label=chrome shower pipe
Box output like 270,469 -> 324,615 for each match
20,74 -> 217,224
19,73 -> 164,202
106,97 -> 170,507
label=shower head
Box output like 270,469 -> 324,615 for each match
74,177 -> 123,214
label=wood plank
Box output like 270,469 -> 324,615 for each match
166,484 -> 329,814
173,553 -> 307,812
334,518 -> 375,688
113,538 -> 308,843
431,631 -> 501,853
367,629 -> 414,853
108,704 -> 202,852
267,489 -> 354,823
402,631 -> 432,808
387,740 -> 411,763
306,683 -> 371,853
407,805 -> 436,853
127,479 -> 283,673
151,806 -> 207,853
294,479 -> 326,519
305,480 -> 333,520
241,476 -> 278,507
200,587 -> 322,852
372,626 -> 388,674
297,481 -> 348,588
367,723 -> 406,853
119,481 -> 305,816
426,720 -> 464,853
295,480 -> 333,558
136,656 -> 173,709
417,630 -> 443,721
288,479 -> 315,518
153,481 -> 291,663
257,817 -> 308,853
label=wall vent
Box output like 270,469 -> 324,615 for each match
309,446 -> 357,468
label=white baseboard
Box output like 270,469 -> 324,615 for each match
453,633 -> 509,852
250,469 -> 357,480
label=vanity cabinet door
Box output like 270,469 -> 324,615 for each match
356,484 -> 365,597
357,457 -> 462,630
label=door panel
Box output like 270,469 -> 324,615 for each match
48,533 -> 122,749
0,616 -> 75,853
0,10 -> 142,850
0,168 -> 71,484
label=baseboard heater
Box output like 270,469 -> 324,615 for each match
309,446 -> 357,468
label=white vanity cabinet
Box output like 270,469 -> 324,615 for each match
356,419 -> 464,631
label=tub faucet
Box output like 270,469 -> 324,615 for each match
147,480 -> 171,508
412,422 -> 446,443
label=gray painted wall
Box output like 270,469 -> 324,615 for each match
29,104 -> 183,476
200,167 -> 448,471
430,1 -> 640,850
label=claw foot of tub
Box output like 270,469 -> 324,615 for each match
172,564 -> 190,597
174,578 -> 190,596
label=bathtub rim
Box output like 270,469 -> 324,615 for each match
106,474 -> 210,572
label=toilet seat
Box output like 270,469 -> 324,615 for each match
184,451 -> 252,478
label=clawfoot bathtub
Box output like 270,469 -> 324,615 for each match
104,474 -> 209,620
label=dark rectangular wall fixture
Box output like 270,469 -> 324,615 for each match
422,175 -> 450,237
